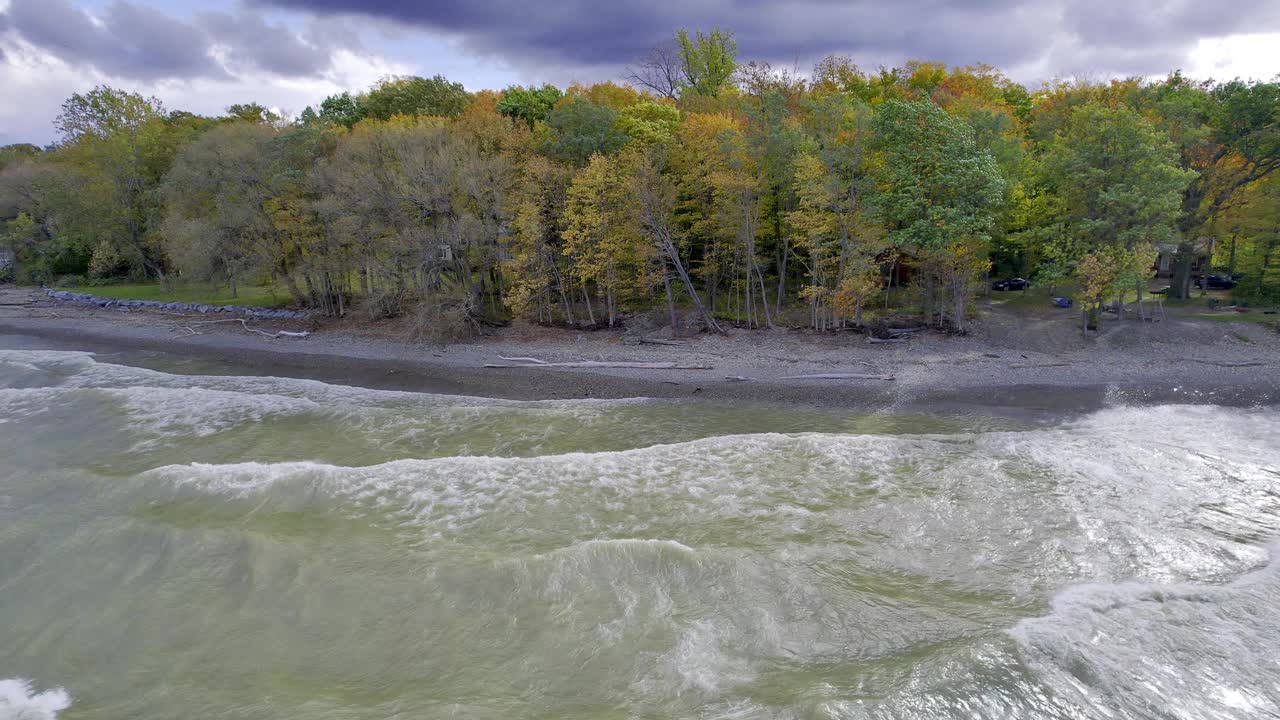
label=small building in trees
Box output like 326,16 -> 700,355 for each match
1153,238 -> 1214,279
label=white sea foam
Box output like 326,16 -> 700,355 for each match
0,388 -> 76,422
142,403 -> 1280,592
1,348 -> 652,410
107,386 -> 321,437
0,679 -> 70,720
1011,547 -> 1280,719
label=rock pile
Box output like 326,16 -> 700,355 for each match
44,289 -> 310,320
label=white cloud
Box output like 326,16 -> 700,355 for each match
0,38 -> 413,145
1185,32 -> 1280,82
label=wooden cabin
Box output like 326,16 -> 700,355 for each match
1153,237 -> 1214,279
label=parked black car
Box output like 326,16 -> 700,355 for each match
1195,275 -> 1238,290
992,278 -> 1029,291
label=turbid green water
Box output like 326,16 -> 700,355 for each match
2,338 -> 1279,719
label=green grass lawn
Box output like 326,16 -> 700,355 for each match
70,282 -> 291,308
1187,311 -> 1280,325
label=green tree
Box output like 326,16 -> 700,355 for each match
617,101 -> 682,145
675,27 -> 738,98
871,100 -> 1006,331
163,122 -> 279,296
496,84 -> 563,129
51,87 -> 194,278
316,92 -> 367,129
1033,102 -> 1195,305
363,75 -> 470,120
540,97 -> 628,166
225,103 -> 281,125
54,86 -> 165,142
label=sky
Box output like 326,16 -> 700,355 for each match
1,0 -> 1277,146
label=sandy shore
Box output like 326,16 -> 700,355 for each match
3,284 -> 1278,415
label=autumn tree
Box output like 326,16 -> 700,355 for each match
562,153 -> 653,327
801,83 -> 882,327
623,146 -> 723,333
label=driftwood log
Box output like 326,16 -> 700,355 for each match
487,356 -> 711,370
1188,359 -> 1267,368
178,318 -> 310,339
778,373 -> 895,381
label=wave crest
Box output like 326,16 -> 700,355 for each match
0,678 -> 71,720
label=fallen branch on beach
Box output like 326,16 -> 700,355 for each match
868,337 -> 907,344
779,373 -> 895,381
724,375 -> 753,382
176,318 -> 310,339
1008,361 -> 1071,369
886,327 -> 925,334
485,361 -> 711,370
488,355 -> 710,370
633,337 -> 688,346
1188,359 -> 1267,368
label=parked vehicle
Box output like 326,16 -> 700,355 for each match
992,278 -> 1029,291
1195,275 -> 1238,290
1052,297 -> 1073,308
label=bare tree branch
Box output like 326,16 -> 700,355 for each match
625,41 -> 682,100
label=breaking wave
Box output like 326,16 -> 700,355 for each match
0,679 -> 70,720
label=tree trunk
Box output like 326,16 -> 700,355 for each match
663,241 -> 722,333
554,265 -> 574,325
662,268 -> 679,336
1169,241 -> 1194,300
282,273 -> 306,306
581,287 -> 596,326
775,236 -> 788,317
754,262 -> 773,328
951,275 -> 967,333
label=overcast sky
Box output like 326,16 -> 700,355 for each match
1,0 -> 1277,145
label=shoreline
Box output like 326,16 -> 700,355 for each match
3,284 -> 1278,418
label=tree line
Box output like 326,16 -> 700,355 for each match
2,28 -> 1277,335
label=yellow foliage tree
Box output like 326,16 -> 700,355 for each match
562,153 -> 654,327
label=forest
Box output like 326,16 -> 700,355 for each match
1,28 -> 1277,337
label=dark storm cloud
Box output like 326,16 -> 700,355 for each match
255,0 -> 1280,78
0,0 -> 348,81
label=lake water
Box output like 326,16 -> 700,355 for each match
2,337 -> 1279,719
